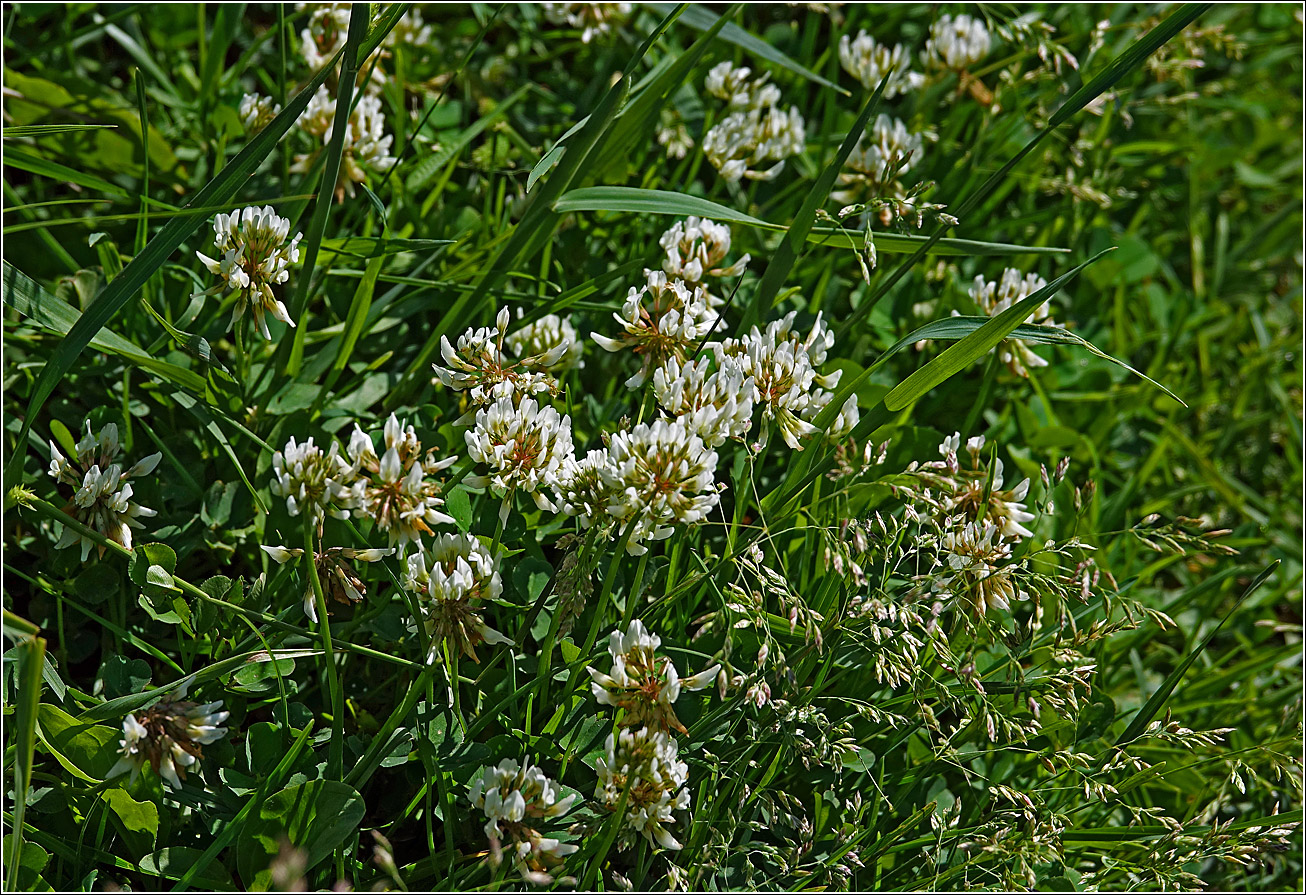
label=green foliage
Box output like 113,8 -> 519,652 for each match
3,3 -> 1301,893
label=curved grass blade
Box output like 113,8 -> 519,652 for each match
4,38 -> 351,490
1115,561 -> 1280,746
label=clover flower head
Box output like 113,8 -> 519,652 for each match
270,435 -> 357,525
704,61 -> 758,108
592,270 -> 719,388
464,396 -> 576,513
108,687 -> 229,789
404,533 -> 508,662
838,30 -> 925,97
716,311 -> 850,449
588,619 -> 721,734
602,416 -> 720,555
298,2 -> 389,94
926,13 -> 992,70
384,7 -> 432,47
347,414 -> 457,554
46,420 -> 161,560
436,307 -> 562,413
922,433 -> 1037,541
595,726 -> 691,851
469,758 -> 578,884
195,205 -> 302,339
656,108 -> 693,160
935,519 -> 1025,613
833,114 -> 924,205
659,216 -> 750,301
557,448 -> 618,534
506,311 -> 584,373
293,87 -> 396,200
702,63 -> 805,183
968,268 -> 1061,377
239,92 -> 281,133
541,2 -> 632,43
262,543 -> 393,622
652,354 -> 755,449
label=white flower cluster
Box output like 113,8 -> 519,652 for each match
701,62 -> 806,183
653,354 -> 755,449
469,758 -> 578,884
838,30 -> 925,97
659,215 -> 750,302
833,113 -> 925,205
435,307 -> 571,413
297,2 -> 392,93
195,205 -> 302,339
108,684 -> 229,789
595,726 -> 691,851
589,619 -> 721,734
347,414 -> 458,555
269,435 -> 356,525
925,13 -> 992,70
464,396 -> 576,514
405,532 -> 510,662
540,2 -> 632,43
592,270 -> 719,388
967,268 -> 1062,377
935,519 -> 1024,614
293,87 -> 397,200
239,92 -> 281,133
716,311 -> 859,450
47,421 -> 161,560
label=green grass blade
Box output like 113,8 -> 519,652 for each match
742,75 -> 889,328
4,38 -> 351,489
884,249 -> 1112,411
1116,561 -> 1280,745
5,630 -> 45,891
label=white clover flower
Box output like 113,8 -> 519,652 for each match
557,448 -> 618,535
602,417 -> 720,555
107,690 -> 229,789
293,87 -> 397,201
464,396 -> 575,514
935,520 -> 1025,614
838,30 -> 926,97
925,13 -> 992,70
195,205 -> 302,339
405,533 -> 509,662
506,311 -> 584,373
659,216 -> 750,303
347,414 -> 457,555
436,307 -> 563,415
967,268 -> 1062,377
701,63 -> 805,183
297,2 -> 389,93
716,311 -> 849,450
239,92 -> 281,133
384,7 -> 432,47
595,726 -> 691,851
469,758 -> 578,884
917,433 -> 1037,541
270,435 -> 357,526
833,114 -> 924,205
588,619 -> 721,734
656,108 -> 693,160
652,354 -> 755,449
540,2 -> 632,43
592,270 -> 719,388
262,543 -> 394,622
46,421 -> 161,560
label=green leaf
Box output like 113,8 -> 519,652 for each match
99,655 -> 152,700
35,703 -> 121,783
236,781 -> 367,889
139,847 -> 236,890
1116,561 -> 1279,745
446,486 -> 473,533
104,787 -> 159,854
884,250 -> 1112,411
644,3 -> 845,92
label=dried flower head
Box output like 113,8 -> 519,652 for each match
595,726 -> 691,850
347,414 -> 457,554
47,421 -> 161,560
589,619 -> 721,734
261,543 -> 393,622
469,758 -> 578,884
405,532 -> 509,662
195,205 -> 302,339
107,684 -> 229,789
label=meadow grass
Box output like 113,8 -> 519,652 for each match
2,4 -> 1302,891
